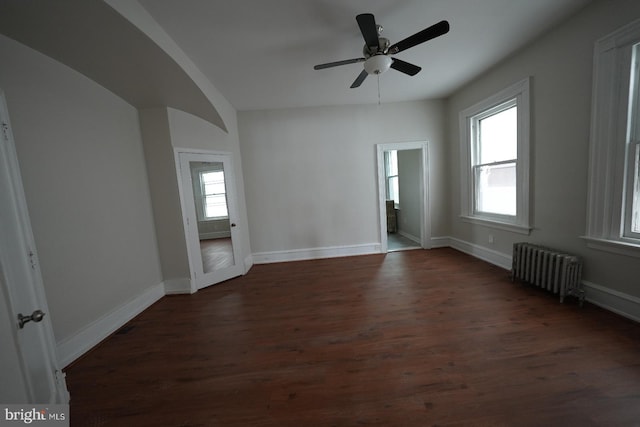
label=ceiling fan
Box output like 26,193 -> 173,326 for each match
314,13 -> 449,88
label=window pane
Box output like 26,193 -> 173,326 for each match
387,150 -> 398,176
202,170 -> 224,183
205,194 -> 228,218
630,44 -> 640,142
632,143 -> 640,233
202,171 -> 225,192
388,176 -> 399,205
200,170 -> 228,218
629,44 -> 640,235
204,181 -> 225,195
479,106 -> 517,163
475,162 -> 516,216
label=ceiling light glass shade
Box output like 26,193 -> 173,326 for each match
364,55 -> 392,75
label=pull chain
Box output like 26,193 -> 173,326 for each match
377,74 -> 381,105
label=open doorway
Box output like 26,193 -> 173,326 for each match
376,142 -> 430,253
384,149 -> 422,252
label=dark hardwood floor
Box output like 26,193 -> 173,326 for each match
65,248 -> 640,426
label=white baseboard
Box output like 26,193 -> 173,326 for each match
583,280 -> 640,323
243,255 -> 254,273
57,282 -> 165,368
198,231 -> 231,240
397,230 -> 420,244
446,237 -> 640,323
253,243 -> 381,264
448,237 -> 512,270
430,236 -> 451,248
164,277 -> 193,295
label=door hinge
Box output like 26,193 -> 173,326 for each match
1,122 -> 9,141
55,370 -> 70,401
28,250 -> 37,270
55,369 -> 67,385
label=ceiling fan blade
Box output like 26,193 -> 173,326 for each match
314,58 -> 366,70
350,70 -> 368,88
388,20 -> 450,54
356,13 -> 379,50
390,58 -> 421,76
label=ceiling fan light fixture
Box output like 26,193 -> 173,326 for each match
364,54 -> 392,75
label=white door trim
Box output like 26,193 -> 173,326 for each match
0,89 -> 69,403
376,141 -> 431,253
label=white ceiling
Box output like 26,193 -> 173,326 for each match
140,0 -> 593,111
0,0 -> 227,129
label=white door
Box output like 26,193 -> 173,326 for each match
0,90 -> 69,403
177,151 -> 243,290
0,273 -> 29,403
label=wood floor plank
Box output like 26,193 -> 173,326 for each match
65,248 -> 640,426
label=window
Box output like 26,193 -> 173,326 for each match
199,170 -> 228,219
459,78 -> 531,233
385,150 -> 399,207
585,20 -> 640,256
473,101 -> 518,217
628,141 -> 640,235
624,43 -> 640,239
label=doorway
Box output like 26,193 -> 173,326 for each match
176,150 -> 244,291
376,142 -> 430,253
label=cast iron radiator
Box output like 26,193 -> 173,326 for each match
511,242 -> 585,305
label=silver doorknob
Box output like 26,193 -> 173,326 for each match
18,309 -> 45,329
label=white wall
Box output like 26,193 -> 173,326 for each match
238,100 -> 447,256
447,0 -> 640,300
0,35 -> 163,343
168,108 -> 252,268
139,108 -> 190,287
110,0 -> 254,280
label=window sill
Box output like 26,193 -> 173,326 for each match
197,217 -> 230,223
460,215 -> 532,235
581,236 -> 640,258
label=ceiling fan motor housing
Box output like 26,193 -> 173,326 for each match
363,37 -> 390,57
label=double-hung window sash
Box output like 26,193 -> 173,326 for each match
624,44 -> 640,238
471,101 -> 518,218
200,170 -> 228,219
625,139 -> 640,236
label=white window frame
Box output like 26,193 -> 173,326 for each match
584,19 -> 640,257
625,139 -> 640,238
199,169 -> 228,220
623,44 -> 640,240
191,164 -> 228,222
459,77 -> 531,234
